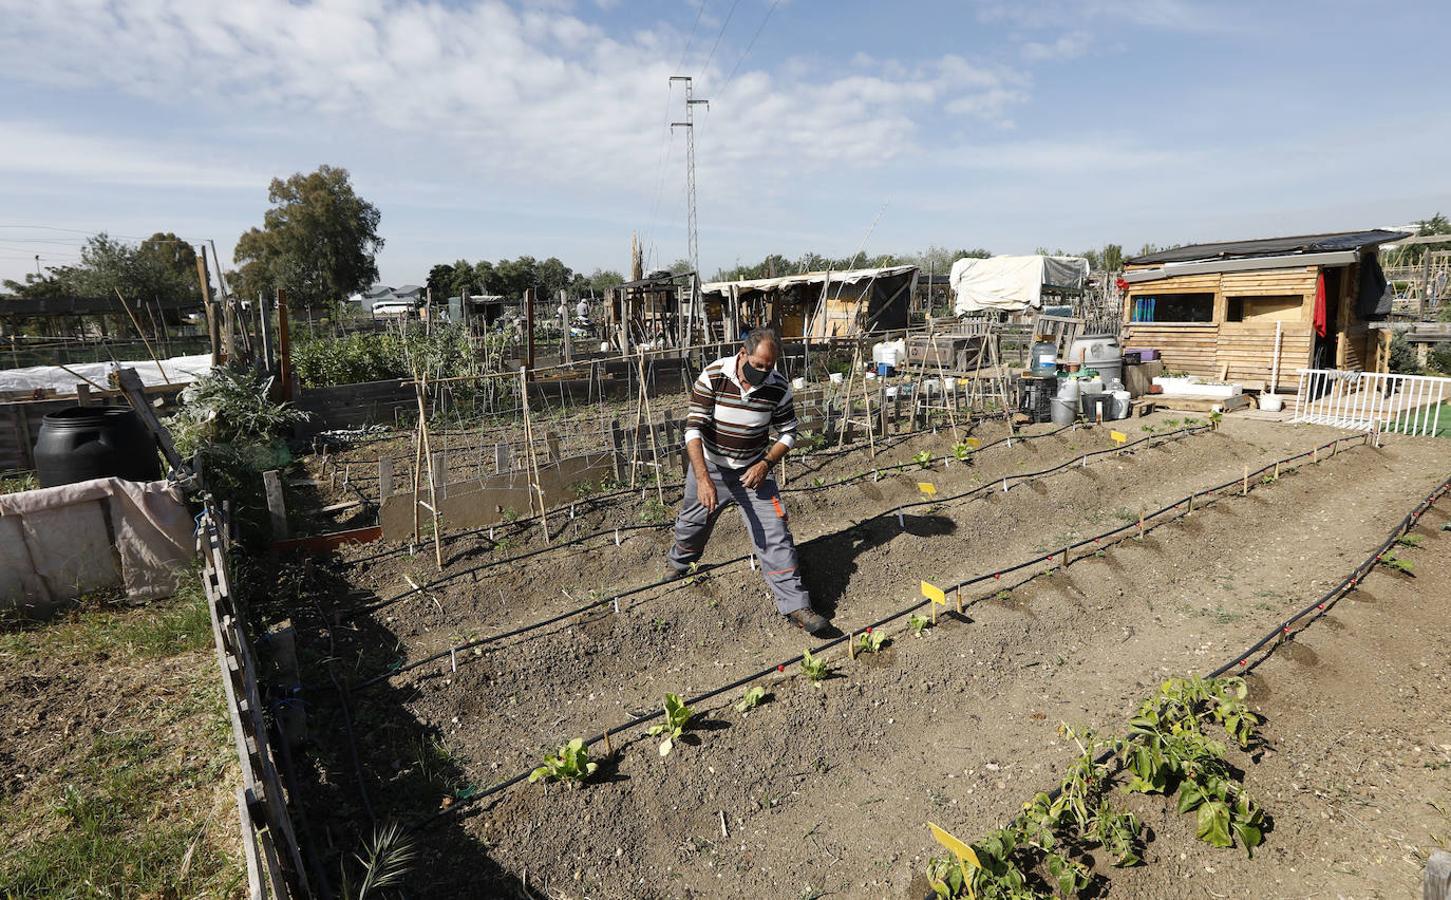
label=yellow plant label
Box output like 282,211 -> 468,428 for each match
965,437 -> 981,449
1110,430 -> 1127,444
917,482 -> 937,495
921,581 -> 946,605
928,821 -> 981,869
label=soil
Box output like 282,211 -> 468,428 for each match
285,419 -> 1450,898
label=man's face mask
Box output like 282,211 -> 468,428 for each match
742,356 -> 772,386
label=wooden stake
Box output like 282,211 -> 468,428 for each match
1273,460 -> 1280,480
848,632 -> 857,659
1242,464 -> 1249,496
518,367 -> 551,544
602,730 -> 613,756
1137,509 -> 1144,539
955,585 -> 963,614
415,376 -> 444,570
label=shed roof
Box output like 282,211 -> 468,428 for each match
702,265 -> 917,295
1126,229 -> 1410,266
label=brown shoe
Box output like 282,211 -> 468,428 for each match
785,608 -> 832,637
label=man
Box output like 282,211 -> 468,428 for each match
667,328 -> 833,636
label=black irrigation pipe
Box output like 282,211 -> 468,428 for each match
334,413 -> 1024,570
350,423 -> 1210,690
342,417 -> 1079,608
1027,463 -> 1451,812
416,429 -> 1385,826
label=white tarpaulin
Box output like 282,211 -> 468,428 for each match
0,476 -> 195,618
951,255 -> 1088,314
0,353 -> 212,395
701,265 -> 918,296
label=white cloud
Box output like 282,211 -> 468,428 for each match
0,0 -> 1031,199
0,121 -> 263,189
1021,31 -> 1092,62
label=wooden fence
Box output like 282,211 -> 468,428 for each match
199,506 -> 309,899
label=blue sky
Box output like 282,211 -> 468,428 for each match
1,0 -> 1447,287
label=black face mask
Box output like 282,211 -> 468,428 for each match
742,359 -> 771,386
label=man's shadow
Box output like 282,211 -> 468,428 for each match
797,511 -> 957,618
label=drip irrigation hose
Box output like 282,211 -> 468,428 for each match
347,424 -> 1210,690
1026,467 -> 1451,815
335,415 -> 1021,569
345,421 -> 1086,615
415,430 -> 1382,826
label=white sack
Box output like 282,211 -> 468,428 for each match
951,255 -> 1089,314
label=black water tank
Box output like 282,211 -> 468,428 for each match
33,406 -> 161,488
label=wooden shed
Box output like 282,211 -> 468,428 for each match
700,265 -> 918,340
1120,230 -> 1408,392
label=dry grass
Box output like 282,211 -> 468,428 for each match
0,573 -> 246,897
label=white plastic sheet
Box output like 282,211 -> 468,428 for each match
951,255 -> 1088,313
0,353 -> 212,394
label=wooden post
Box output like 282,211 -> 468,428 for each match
263,469 -> 289,539
524,287 -> 536,378
1137,509 -> 1144,539
560,289 -> 574,365
1242,464 -> 1249,496
494,442 -> 509,474
75,383 -> 91,406
519,366 -> 551,543
610,420 -> 626,483
415,380 -> 444,569
195,249 -> 221,366
379,457 -> 394,500
276,288 -> 293,400
259,293 -> 276,374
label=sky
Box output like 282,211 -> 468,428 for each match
1,0 -> 1448,288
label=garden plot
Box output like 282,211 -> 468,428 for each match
281,416 -> 1450,898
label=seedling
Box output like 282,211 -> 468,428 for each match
800,649 -> 831,684
735,686 -> 766,713
1209,410 -> 1223,428
952,443 -> 974,461
645,692 -> 695,756
1380,552 -> 1415,575
500,506 -> 521,523
854,628 -> 887,655
639,497 -> 671,525
908,614 -> 931,637
1396,533 -> 1424,548
528,738 -> 598,784
811,476 -> 827,488
912,450 -> 933,469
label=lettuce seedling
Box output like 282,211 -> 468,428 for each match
912,450 -> 933,469
908,614 -> 931,637
801,649 -> 831,684
854,629 -> 886,654
646,692 -> 694,756
528,738 -> 597,784
735,686 -> 766,713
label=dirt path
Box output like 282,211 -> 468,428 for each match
293,420 -> 1446,898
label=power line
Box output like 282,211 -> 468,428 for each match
675,0 -> 709,71
718,0 -> 780,95
699,0 -> 740,73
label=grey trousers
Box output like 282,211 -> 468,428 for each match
667,460 -> 811,614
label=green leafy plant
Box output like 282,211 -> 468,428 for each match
1396,533 -> 1424,547
908,614 -> 931,637
735,686 -> 767,713
912,450 -> 934,469
640,497 -> 671,525
645,693 -> 694,756
1209,410 -> 1223,428
795,430 -> 827,453
338,820 -> 418,900
800,648 -> 831,684
1380,552 -> 1415,575
528,738 -> 598,784
499,506 -> 521,523
854,628 -> 886,654
811,476 -> 827,488
952,443 -> 974,461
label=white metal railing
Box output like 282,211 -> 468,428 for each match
1292,368 -> 1449,437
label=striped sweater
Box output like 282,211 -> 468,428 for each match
683,355 -> 798,469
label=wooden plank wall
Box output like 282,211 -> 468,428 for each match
1123,266 -> 1321,384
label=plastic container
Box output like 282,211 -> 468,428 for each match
1125,347 -> 1158,361
1050,397 -> 1077,425
1031,340 -> 1058,376
34,406 -> 160,488
1259,394 -> 1284,412
829,372 -> 844,384
876,362 -> 895,377
1110,390 -> 1131,420
791,376 -> 806,390
1068,334 -> 1123,386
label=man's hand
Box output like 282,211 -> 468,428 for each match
741,460 -> 770,490
697,474 -> 718,512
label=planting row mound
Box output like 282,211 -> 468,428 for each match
291,421 -> 1447,897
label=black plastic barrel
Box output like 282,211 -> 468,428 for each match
33,406 -> 161,488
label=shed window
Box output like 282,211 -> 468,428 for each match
1227,295 -> 1301,323
1130,293 -> 1213,323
